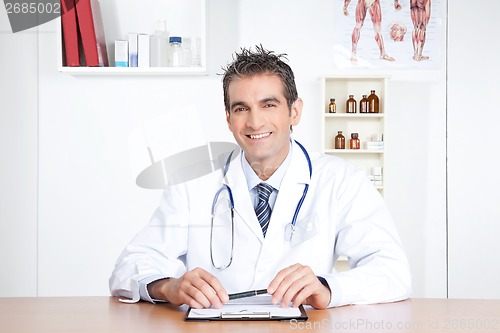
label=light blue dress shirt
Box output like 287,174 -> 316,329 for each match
241,141 -> 293,210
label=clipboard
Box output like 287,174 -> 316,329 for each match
185,304 -> 308,321
184,294 -> 308,322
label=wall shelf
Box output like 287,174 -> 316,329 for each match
321,75 -> 389,194
57,66 -> 208,76
325,113 -> 385,118
58,0 -> 207,76
324,149 -> 384,154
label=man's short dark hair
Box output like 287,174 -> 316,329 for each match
222,45 -> 298,112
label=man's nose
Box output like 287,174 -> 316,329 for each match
246,109 -> 265,129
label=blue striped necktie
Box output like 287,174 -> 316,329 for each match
255,182 -> 274,237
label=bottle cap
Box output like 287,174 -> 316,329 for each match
371,90 -> 375,93
169,36 -> 182,43
351,133 -> 358,138
338,131 -> 343,134
330,98 -> 335,102
349,95 -> 354,98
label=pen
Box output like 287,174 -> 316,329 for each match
228,289 -> 268,300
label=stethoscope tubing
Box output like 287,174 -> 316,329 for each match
211,140 -> 312,269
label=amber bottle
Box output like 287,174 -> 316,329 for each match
367,90 -> 379,113
346,95 -> 356,113
335,131 -> 345,149
350,133 -> 360,149
359,95 -> 369,113
328,98 -> 337,113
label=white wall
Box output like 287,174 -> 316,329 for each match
0,13 -> 38,295
447,1 -> 500,298
0,0 -> 496,299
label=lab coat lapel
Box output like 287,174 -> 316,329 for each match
265,141 -> 311,240
223,151 -> 265,242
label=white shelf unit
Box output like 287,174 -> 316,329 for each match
57,0 -> 207,76
321,76 -> 389,195
58,66 -> 208,76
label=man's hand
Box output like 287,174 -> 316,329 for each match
267,264 -> 331,310
394,0 -> 402,10
148,267 -> 229,308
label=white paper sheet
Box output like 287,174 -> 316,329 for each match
186,295 -> 302,319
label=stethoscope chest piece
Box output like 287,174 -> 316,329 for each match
284,223 -> 296,242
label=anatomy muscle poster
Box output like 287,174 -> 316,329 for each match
333,0 -> 445,70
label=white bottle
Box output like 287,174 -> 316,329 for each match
150,20 -> 169,67
169,36 -> 183,67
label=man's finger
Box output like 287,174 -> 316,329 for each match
191,269 -> 228,308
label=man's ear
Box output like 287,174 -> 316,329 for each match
290,98 -> 303,126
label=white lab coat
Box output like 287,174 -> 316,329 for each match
109,141 -> 411,307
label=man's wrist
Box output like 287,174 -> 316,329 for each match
317,276 -> 332,307
317,276 -> 331,291
147,277 -> 171,301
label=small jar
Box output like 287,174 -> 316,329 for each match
346,95 -> 357,113
169,36 -> 183,67
367,90 -> 379,113
359,95 -> 369,113
335,131 -> 345,149
350,133 -> 360,149
328,98 -> 337,113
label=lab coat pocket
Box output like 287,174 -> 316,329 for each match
287,214 -> 320,247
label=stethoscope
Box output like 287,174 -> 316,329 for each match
210,140 -> 312,270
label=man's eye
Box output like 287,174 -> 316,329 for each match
264,103 -> 276,108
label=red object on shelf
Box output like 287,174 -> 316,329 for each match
74,0 -> 108,67
60,0 -> 80,66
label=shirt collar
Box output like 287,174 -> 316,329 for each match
242,141 -> 293,192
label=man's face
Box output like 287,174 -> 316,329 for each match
226,74 -> 302,172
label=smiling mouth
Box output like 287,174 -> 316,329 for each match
247,132 -> 271,139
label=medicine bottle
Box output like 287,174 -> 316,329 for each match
350,133 -> 360,149
169,36 -> 183,67
150,20 -> 169,67
334,131 -> 345,149
367,90 -> 379,113
346,95 -> 357,113
328,98 -> 337,113
359,95 -> 369,113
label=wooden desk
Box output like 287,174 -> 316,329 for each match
1,297 -> 499,333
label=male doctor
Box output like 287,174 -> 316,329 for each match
109,46 -> 411,310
